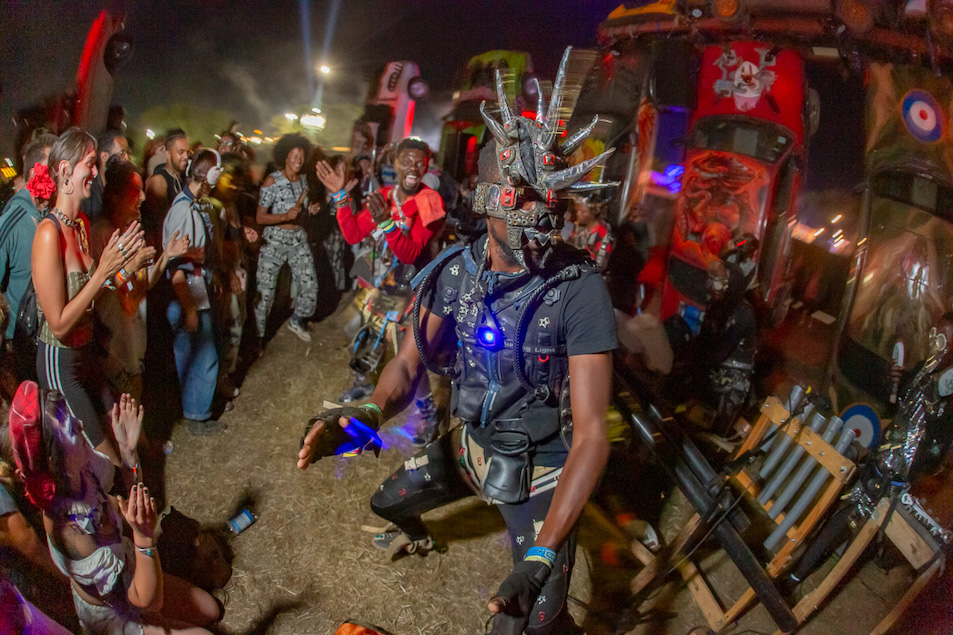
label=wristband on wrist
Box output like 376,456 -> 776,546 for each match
135,545 -> 156,557
331,189 -> 348,203
524,546 -> 556,568
360,403 -> 383,426
361,403 -> 382,415
378,218 -> 395,232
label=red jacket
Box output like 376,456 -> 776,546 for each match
336,185 -> 445,265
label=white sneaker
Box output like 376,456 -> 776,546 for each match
288,318 -> 312,342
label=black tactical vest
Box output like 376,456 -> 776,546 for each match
433,238 -> 594,448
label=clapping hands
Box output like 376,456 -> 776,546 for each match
111,393 -> 144,469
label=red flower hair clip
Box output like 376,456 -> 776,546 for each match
26,163 -> 55,200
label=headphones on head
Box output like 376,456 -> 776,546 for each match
186,150 -> 223,187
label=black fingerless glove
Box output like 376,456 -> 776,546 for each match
300,405 -> 384,463
489,559 -> 551,635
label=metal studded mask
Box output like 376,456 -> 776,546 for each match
474,46 -> 618,258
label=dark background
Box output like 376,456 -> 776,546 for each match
0,0 -> 621,156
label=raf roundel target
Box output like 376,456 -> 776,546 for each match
902,90 -> 945,143
840,403 -> 881,450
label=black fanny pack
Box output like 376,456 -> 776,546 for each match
483,426 -> 532,504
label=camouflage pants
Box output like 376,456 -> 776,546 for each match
255,226 -> 317,336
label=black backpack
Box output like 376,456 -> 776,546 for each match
11,279 -> 40,382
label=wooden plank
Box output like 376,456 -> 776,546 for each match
630,513 -> 702,596
869,556 -> 944,635
735,397 -> 790,457
723,588 -> 757,628
792,426 -> 855,483
782,521 -> 881,632
781,498 -> 891,633
884,507 -> 938,570
679,560 -> 726,631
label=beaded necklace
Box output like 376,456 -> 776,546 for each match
50,208 -> 90,255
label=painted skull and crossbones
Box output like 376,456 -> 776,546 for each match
714,47 -> 777,112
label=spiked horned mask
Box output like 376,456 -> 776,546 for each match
473,47 -> 618,261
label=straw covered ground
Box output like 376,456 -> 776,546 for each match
160,296 -> 599,635
13,290 -> 905,634
157,293 -> 915,635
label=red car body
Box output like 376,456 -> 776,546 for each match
660,41 -> 808,328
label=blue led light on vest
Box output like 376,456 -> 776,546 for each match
476,325 -> 503,350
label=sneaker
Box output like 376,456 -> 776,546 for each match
287,318 -> 312,342
187,419 -> 227,436
218,377 -> 241,400
338,382 -> 375,404
371,530 -> 435,560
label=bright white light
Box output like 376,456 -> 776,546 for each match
300,114 -> 326,129
312,107 -> 321,113
813,228 -> 825,237
831,214 -> 842,223
145,129 -> 155,139
319,65 -> 330,75
250,137 -> 263,145
285,113 -> 298,121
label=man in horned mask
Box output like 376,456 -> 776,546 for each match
299,48 -> 617,634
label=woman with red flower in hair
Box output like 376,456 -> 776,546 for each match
31,128 -> 151,467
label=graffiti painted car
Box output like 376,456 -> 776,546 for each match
832,62 -> 953,440
660,41 -> 812,329
439,50 -> 534,181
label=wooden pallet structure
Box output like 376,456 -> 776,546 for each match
630,394 -> 946,633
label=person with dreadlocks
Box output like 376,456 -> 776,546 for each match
299,49 -> 617,634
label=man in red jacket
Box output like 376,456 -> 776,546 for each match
316,137 -> 446,445
321,137 -> 445,268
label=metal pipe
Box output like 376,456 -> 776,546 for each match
785,385 -> 806,413
764,426 -> 855,550
762,385 -> 806,452
757,411 -> 829,507
645,402 -> 748,531
767,415 -> 844,520
759,403 -> 814,477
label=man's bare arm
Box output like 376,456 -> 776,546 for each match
533,352 -> 612,550
297,302 -> 447,469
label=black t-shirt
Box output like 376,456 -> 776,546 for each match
422,238 -> 617,464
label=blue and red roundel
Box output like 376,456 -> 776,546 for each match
902,90 -> 945,143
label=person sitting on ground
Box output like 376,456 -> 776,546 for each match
0,433 -> 78,630
8,382 -> 222,634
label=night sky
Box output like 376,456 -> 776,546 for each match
0,0 -> 620,156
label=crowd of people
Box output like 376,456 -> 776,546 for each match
0,89 -> 659,631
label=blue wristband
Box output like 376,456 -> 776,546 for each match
332,189 -> 348,203
524,546 -> 556,568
